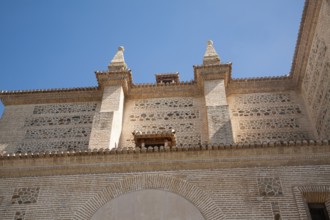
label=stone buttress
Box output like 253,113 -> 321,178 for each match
89,47 -> 130,149
195,40 -> 234,145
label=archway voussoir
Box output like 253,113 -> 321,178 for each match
74,174 -> 226,220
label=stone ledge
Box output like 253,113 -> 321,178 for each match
1,140 -> 330,177
0,86 -> 99,95
0,139 -> 328,160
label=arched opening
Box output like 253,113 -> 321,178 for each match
73,174 -> 225,220
91,189 -> 205,220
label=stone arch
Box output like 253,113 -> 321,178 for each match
73,174 -> 225,220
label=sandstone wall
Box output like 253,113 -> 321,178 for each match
228,91 -> 313,143
301,0 -> 330,140
0,165 -> 329,219
120,96 -> 208,147
0,102 -> 100,153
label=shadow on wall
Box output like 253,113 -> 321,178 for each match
210,120 -> 234,145
0,102 -> 3,119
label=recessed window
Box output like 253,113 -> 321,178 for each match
132,130 -> 176,148
308,203 -> 329,220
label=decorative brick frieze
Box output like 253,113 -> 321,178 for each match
24,127 -> 91,140
236,131 -> 308,143
24,115 -> 94,127
32,103 -> 97,114
232,93 -> 292,107
133,122 -> 195,133
239,118 -> 300,130
229,91 -> 312,144
257,177 -> 283,197
16,141 -> 89,153
301,13 -> 330,139
134,97 -> 194,109
122,97 -> 205,148
129,110 -> 199,122
11,188 -> 40,205
231,105 -> 302,117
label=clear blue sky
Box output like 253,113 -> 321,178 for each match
0,0 -> 304,116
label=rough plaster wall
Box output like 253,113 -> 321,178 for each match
120,96 -> 208,148
0,102 -> 99,153
90,189 -> 205,220
204,80 -> 233,144
0,165 -> 330,219
301,0 -> 330,140
228,91 -> 312,143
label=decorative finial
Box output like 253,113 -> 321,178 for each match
203,40 -> 220,65
108,46 -> 127,71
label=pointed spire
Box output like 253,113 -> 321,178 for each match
108,46 -> 127,71
203,40 -> 221,65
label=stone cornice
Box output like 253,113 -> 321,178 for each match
1,140 -> 329,178
0,87 -> 102,105
227,75 -> 295,95
127,81 -> 201,99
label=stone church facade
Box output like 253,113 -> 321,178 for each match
0,0 -> 329,219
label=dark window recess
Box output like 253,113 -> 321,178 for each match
308,203 -> 330,220
132,130 -> 176,148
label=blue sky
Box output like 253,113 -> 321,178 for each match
0,0 -> 304,116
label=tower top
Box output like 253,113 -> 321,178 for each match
108,46 -> 127,71
203,40 -> 221,65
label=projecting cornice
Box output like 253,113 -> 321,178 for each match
0,140 -> 329,177
289,0 -> 323,87
0,87 -> 102,105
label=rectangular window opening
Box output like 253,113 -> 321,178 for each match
308,203 -> 330,220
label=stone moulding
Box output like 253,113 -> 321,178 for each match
0,88 -> 102,105
0,139 -> 330,178
0,139 -> 329,160
73,174 -> 226,220
0,86 -> 99,95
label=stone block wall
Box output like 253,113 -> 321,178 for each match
0,102 -> 99,153
301,0 -> 330,140
228,91 -> 313,143
0,165 -> 329,219
120,96 -> 208,147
